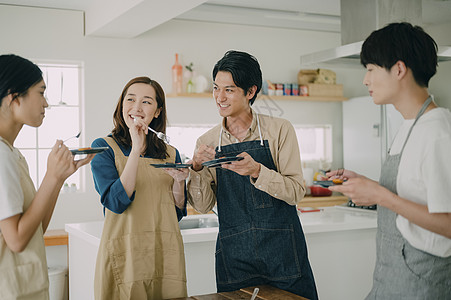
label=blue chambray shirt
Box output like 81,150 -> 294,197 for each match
90,136 -> 187,221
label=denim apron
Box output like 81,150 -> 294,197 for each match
214,115 -> 318,300
366,97 -> 451,299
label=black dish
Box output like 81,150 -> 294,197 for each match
313,180 -> 346,187
202,156 -> 244,168
150,163 -> 192,169
70,147 -> 109,155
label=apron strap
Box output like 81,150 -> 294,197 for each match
399,95 -> 433,154
103,137 -> 124,158
218,113 -> 264,152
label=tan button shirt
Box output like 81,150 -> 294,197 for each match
187,109 -> 306,213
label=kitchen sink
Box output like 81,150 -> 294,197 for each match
179,215 -> 219,230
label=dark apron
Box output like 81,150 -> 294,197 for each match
214,139 -> 318,300
366,97 -> 451,299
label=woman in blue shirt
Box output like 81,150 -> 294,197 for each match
91,76 -> 188,299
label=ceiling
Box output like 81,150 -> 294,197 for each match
0,0 -> 450,38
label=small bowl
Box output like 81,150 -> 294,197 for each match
310,185 -> 332,197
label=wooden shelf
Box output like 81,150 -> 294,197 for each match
258,94 -> 348,102
299,195 -> 348,208
167,93 -> 348,102
44,229 -> 68,246
167,93 -> 212,98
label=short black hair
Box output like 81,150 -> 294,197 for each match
0,54 -> 43,105
360,22 -> 437,88
212,50 -> 262,105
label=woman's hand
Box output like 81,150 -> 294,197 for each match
221,152 -> 261,178
192,144 -> 216,171
164,167 -> 189,182
46,140 -> 94,183
130,117 -> 147,155
166,167 -> 189,210
329,176 -> 391,207
326,169 -> 361,182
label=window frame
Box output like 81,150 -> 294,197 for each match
15,60 -> 85,191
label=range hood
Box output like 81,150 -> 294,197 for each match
300,41 -> 451,66
300,0 -> 451,66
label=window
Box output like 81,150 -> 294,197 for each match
14,62 -> 83,190
294,125 -> 332,163
167,124 -> 332,165
166,125 -> 214,161
251,96 -> 332,163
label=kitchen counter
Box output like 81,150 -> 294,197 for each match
66,206 -> 375,244
176,206 -> 376,243
44,229 -> 68,246
66,206 -> 377,300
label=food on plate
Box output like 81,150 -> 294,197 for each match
313,171 -> 328,181
332,178 -> 344,184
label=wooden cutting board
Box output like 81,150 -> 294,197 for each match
172,285 -> 309,300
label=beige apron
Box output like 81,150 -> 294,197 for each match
94,137 -> 187,300
0,138 -> 49,300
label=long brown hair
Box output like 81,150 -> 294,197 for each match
111,76 -> 168,159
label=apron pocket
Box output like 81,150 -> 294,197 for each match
402,242 -> 451,289
251,185 -> 274,209
0,261 -> 48,299
215,248 -> 229,284
253,222 -> 302,281
216,223 -> 302,285
107,232 -> 185,284
216,224 -> 256,284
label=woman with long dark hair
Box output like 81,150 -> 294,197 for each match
91,76 -> 188,299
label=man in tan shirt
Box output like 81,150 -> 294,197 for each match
187,50 -> 318,300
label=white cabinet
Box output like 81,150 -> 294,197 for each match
66,207 -> 377,299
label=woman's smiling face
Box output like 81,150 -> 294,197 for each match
122,83 -> 161,128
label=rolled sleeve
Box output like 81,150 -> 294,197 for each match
175,149 -> 188,221
251,120 -> 305,206
91,138 -> 134,215
187,167 -> 217,214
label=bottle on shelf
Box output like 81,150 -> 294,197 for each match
172,53 -> 183,94
185,62 -> 195,93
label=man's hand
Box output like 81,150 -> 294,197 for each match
192,144 -> 216,171
221,152 -> 261,178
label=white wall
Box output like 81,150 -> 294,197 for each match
0,5 -> 343,230
1,5 -> 451,232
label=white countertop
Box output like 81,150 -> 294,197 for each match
300,206 -> 377,234
65,206 -> 377,246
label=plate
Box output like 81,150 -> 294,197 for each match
150,163 -> 192,169
202,156 -> 244,168
70,147 -> 109,155
313,180 -> 345,187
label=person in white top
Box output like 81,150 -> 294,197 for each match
329,23 -> 451,298
0,54 -> 94,299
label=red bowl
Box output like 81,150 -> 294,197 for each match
310,185 -> 332,197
